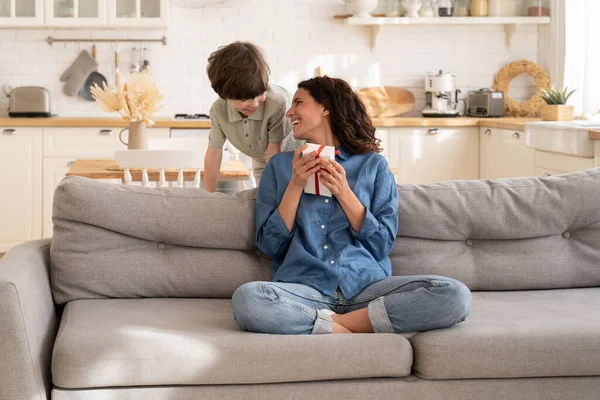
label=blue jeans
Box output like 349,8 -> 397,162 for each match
231,275 -> 472,335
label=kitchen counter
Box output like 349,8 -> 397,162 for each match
0,116 -> 542,131
589,130 -> 600,140
0,117 -> 211,129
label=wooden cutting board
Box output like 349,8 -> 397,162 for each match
356,86 -> 415,118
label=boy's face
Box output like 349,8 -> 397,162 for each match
228,92 -> 267,117
285,88 -> 329,142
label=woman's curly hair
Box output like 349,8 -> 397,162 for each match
297,76 -> 381,154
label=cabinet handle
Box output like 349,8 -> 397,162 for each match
2,128 -> 16,135
484,129 -> 491,135
512,132 -> 520,139
99,129 -> 113,136
427,128 -> 439,135
66,161 -> 75,168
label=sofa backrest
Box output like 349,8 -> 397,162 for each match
389,168 -> 600,291
50,177 -> 270,304
51,169 -> 600,304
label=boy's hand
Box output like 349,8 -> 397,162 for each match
291,144 -> 321,189
318,159 -> 349,198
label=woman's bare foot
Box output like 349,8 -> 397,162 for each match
332,309 -> 374,333
332,319 -> 353,333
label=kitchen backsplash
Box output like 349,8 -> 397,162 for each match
0,0 -> 542,118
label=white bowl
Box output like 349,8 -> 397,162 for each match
346,0 -> 379,18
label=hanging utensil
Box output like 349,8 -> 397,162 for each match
141,46 -> 150,72
130,44 -> 140,73
79,44 -> 107,102
114,47 -> 120,86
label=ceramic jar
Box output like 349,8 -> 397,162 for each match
471,0 -> 488,16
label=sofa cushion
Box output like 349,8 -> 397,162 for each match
50,176 -> 270,304
52,298 -> 413,389
391,168 -> 600,290
410,288 -> 600,379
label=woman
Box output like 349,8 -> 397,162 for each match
232,76 -> 471,335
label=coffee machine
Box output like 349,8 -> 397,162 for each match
422,70 -> 461,118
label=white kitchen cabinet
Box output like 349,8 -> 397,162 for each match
375,128 -> 389,161
107,0 -> 168,27
595,141 -> 600,168
41,126 -> 170,237
387,127 -> 479,184
479,128 -> 534,180
533,150 -> 594,176
43,126 -> 170,157
45,0 -> 107,27
0,0 -> 44,27
0,127 -> 42,252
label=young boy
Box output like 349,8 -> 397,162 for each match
204,41 -> 293,191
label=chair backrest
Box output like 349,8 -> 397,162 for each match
115,138 -> 208,188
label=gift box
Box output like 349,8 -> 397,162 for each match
302,143 -> 336,197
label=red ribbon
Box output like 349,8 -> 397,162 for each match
313,147 -> 340,196
314,145 -> 325,196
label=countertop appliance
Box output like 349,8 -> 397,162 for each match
422,70 -> 461,118
466,89 -> 505,117
8,86 -> 51,117
173,113 -> 209,120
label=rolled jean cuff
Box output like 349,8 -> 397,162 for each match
312,309 -> 333,334
368,297 -> 395,333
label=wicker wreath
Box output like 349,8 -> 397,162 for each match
492,60 -> 550,117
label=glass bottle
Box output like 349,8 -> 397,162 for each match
526,0 -> 550,16
488,0 -> 517,17
438,0 -> 454,16
471,0 -> 488,16
455,0 -> 471,16
384,0 -> 401,17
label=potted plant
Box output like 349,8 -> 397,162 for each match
539,85 -> 576,121
90,69 -> 163,149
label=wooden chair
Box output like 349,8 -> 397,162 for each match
114,138 -> 208,188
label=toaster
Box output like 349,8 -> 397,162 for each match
8,86 -> 51,117
466,89 -> 505,117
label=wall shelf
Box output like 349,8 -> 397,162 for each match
338,16 -> 551,51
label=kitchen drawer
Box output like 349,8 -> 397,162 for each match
43,126 -> 170,158
534,167 -> 567,177
534,150 -> 594,174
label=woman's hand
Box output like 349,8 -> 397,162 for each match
290,144 -> 322,189
318,159 -> 350,198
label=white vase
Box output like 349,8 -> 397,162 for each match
402,0 -> 422,17
345,0 -> 379,18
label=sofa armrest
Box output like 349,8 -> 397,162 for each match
0,239 -> 57,400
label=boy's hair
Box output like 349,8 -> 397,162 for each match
207,42 -> 270,100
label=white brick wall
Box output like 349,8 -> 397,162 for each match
0,0 -> 541,117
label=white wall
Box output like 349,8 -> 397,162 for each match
0,0 -> 542,118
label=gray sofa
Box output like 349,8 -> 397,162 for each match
2,169 -> 600,400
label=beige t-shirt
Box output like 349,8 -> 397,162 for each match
208,84 -> 292,163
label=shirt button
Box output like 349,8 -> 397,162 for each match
562,232 -> 570,239
320,225 -> 325,229
157,243 -> 166,250
245,133 -> 249,137
243,119 -> 248,124
330,260 -> 335,265
465,239 -> 473,246
324,245 -> 328,249
249,144 -> 252,148
325,199 -> 329,203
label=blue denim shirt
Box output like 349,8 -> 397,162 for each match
255,147 -> 399,298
